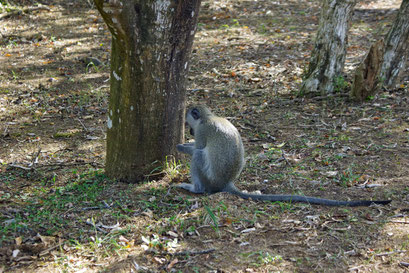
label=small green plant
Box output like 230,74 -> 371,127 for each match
242,251 -> 283,267
275,200 -> 296,211
86,61 -> 99,73
164,156 -> 182,179
197,22 -> 206,31
204,205 -> 219,232
11,70 -> 18,81
258,23 -> 268,34
141,234 -> 180,252
220,19 -> 240,29
337,168 -> 360,187
231,19 -> 240,27
333,75 -> 349,93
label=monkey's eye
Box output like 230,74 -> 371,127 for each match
191,108 -> 200,120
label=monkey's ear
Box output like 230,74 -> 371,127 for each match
191,108 -> 200,120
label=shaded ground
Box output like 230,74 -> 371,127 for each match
0,0 -> 408,272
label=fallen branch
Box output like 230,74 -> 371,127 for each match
399,261 -> 409,267
312,93 -> 349,101
77,118 -> 89,132
281,151 -> 292,167
80,201 -> 112,212
173,248 -> 216,256
9,163 -> 33,170
146,248 -> 216,257
85,220 -> 108,233
8,161 -> 102,171
388,220 -> 409,224
0,5 -> 51,20
376,250 -> 406,257
29,147 -> 41,167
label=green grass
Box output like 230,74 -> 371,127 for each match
0,169 -> 107,245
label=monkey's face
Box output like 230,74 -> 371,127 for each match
186,107 -> 201,132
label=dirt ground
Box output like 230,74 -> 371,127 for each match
0,0 -> 408,272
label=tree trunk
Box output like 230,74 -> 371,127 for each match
300,0 -> 357,95
380,0 -> 409,88
94,0 -> 201,182
350,39 -> 384,101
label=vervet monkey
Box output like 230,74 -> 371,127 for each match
176,105 -> 391,207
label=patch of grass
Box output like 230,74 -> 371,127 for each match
203,204 -> 220,232
0,169 -> 107,245
10,69 -> 18,81
333,75 -> 349,93
164,155 -> 183,180
141,233 -> 180,253
337,168 -> 361,187
274,200 -> 298,212
53,129 -> 81,138
242,251 -> 283,267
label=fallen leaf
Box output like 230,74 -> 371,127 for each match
15,237 -> 22,246
167,258 -> 179,270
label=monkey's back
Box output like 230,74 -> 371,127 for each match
204,117 -> 245,192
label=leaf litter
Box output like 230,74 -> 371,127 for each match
0,0 -> 408,272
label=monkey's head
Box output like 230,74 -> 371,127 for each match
186,105 -> 213,134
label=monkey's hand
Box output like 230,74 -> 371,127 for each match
176,143 -> 195,155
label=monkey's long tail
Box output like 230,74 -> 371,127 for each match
225,184 -> 391,207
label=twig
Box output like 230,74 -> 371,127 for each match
85,220 -> 108,233
375,250 -> 406,257
36,161 -> 102,169
29,147 -> 41,167
9,163 -> 32,171
2,124 -> 8,137
39,242 -> 64,257
81,201 -> 112,211
281,151 -> 292,167
85,0 -> 95,8
95,85 -> 109,90
8,161 -> 102,171
77,118 -> 89,132
196,224 -> 226,230
388,220 -> 409,224
81,206 -> 103,211
311,93 -> 349,101
399,261 -> 409,267
102,200 -> 111,209
173,248 -> 216,256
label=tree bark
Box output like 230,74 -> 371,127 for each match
94,0 -> 201,182
300,0 -> 357,95
380,0 -> 409,88
350,39 -> 384,101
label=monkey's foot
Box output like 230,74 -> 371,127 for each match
175,183 -> 205,194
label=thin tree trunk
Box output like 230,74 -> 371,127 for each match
380,0 -> 409,88
350,39 -> 384,101
300,0 -> 357,95
94,0 -> 201,182
351,0 -> 408,101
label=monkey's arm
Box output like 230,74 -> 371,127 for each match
176,143 -> 195,155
